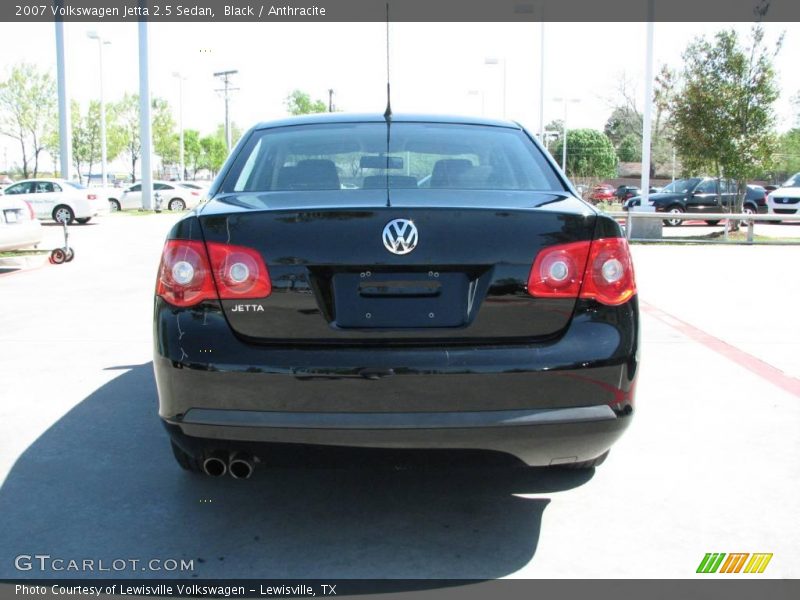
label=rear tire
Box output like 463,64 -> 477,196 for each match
109,199 -> 121,212
52,205 -> 74,225
663,206 -> 684,227
170,440 -> 203,473
169,198 -> 186,211
740,206 -> 757,227
559,451 -> 609,470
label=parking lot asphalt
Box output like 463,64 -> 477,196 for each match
0,213 -> 798,579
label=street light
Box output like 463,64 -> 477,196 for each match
552,97 -> 581,173
87,31 -> 111,187
172,72 -> 187,180
484,57 -> 506,118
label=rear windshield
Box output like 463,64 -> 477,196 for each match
221,122 -> 564,193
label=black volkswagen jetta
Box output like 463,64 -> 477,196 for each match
153,113 -> 639,479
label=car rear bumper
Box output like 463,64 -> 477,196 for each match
164,406 -> 631,467
0,220 -> 43,251
154,296 -> 639,466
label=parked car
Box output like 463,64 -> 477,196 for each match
614,185 -> 661,202
0,196 -> 42,251
623,177 -> 767,226
154,113 -> 639,479
588,183 -> 616,203
0,179 -> 108,224
115,181 -> 201,211
766,172 -> 800,220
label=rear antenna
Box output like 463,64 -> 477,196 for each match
383,2 -> 392,207
383,2 -> 392,120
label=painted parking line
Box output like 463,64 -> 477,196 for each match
641,301 -> 800,399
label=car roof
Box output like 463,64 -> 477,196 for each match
252,112 -> 521,131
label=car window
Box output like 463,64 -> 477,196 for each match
4,182 -> 31,194
34,181 -> 55,193
695,180 -> 718,194
154,183 -> 173,191
661,178 -> 700,194
129,184 -> 142,192
64,181 -> 86,190
223,122 -> 565,193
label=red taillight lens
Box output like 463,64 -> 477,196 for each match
580,237 -> 636,306
528,241 -> 591,298
191,191 -> 200,196
156,240 -> 217,307
87,193 -> 97,200
527,237 -> 636,306
206,242 -> 271,299
156,240 -> 271,307
24,201 -> 35,220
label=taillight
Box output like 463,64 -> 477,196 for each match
206,242 -> 271,299
528,241 -> 590,299
191,191 -> 199,196
24,201 -> 35,220
527,237 -> 636,306
87,193 -> 97,200
580,237 -> 636,306
156,240 -> 271,308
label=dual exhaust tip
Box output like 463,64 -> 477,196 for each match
202,451 -> 255,479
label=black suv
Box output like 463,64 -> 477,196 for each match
624,177 -> 768,226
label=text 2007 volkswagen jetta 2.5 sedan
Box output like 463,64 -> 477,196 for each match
153,113 -> 639,479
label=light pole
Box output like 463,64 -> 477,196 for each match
553,97 -> 581,173
87,31 -> 110,187
484,57 -> 506,118
172,72 -> 186,180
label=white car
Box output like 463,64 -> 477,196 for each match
0,179 -> 108,224
116,181 -> 202,212
767,172 -> 800,219
0,195 -> 43,251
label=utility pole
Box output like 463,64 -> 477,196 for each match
214,70 -> 239,151
328,88 -> 334,112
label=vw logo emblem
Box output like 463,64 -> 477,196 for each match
382,219 -> 418,255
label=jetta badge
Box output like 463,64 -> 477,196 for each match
382,219 -> 418,255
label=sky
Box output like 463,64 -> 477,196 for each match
0,20 -> 798,172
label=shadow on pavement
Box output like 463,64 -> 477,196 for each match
0,363 -> 594,580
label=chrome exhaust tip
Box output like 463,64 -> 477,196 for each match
202,452 -> 228,477
228,452 -> 255,480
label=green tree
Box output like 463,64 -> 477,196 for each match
284,89 -> 327,116
552,129 -> 617,179
604,66 -> 676,176
671,26 -> 781,219
199,135 -> 227,177
0,63 -> 57,178
617,133 -> 643,162
775,129 -> 800,178
183,129 -> 203,178
115,93 -> 175,182
214,122 -> 243,148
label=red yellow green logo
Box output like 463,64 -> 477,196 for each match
697,553 -> 773,574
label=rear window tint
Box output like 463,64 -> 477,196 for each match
221,122 -> 564,193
